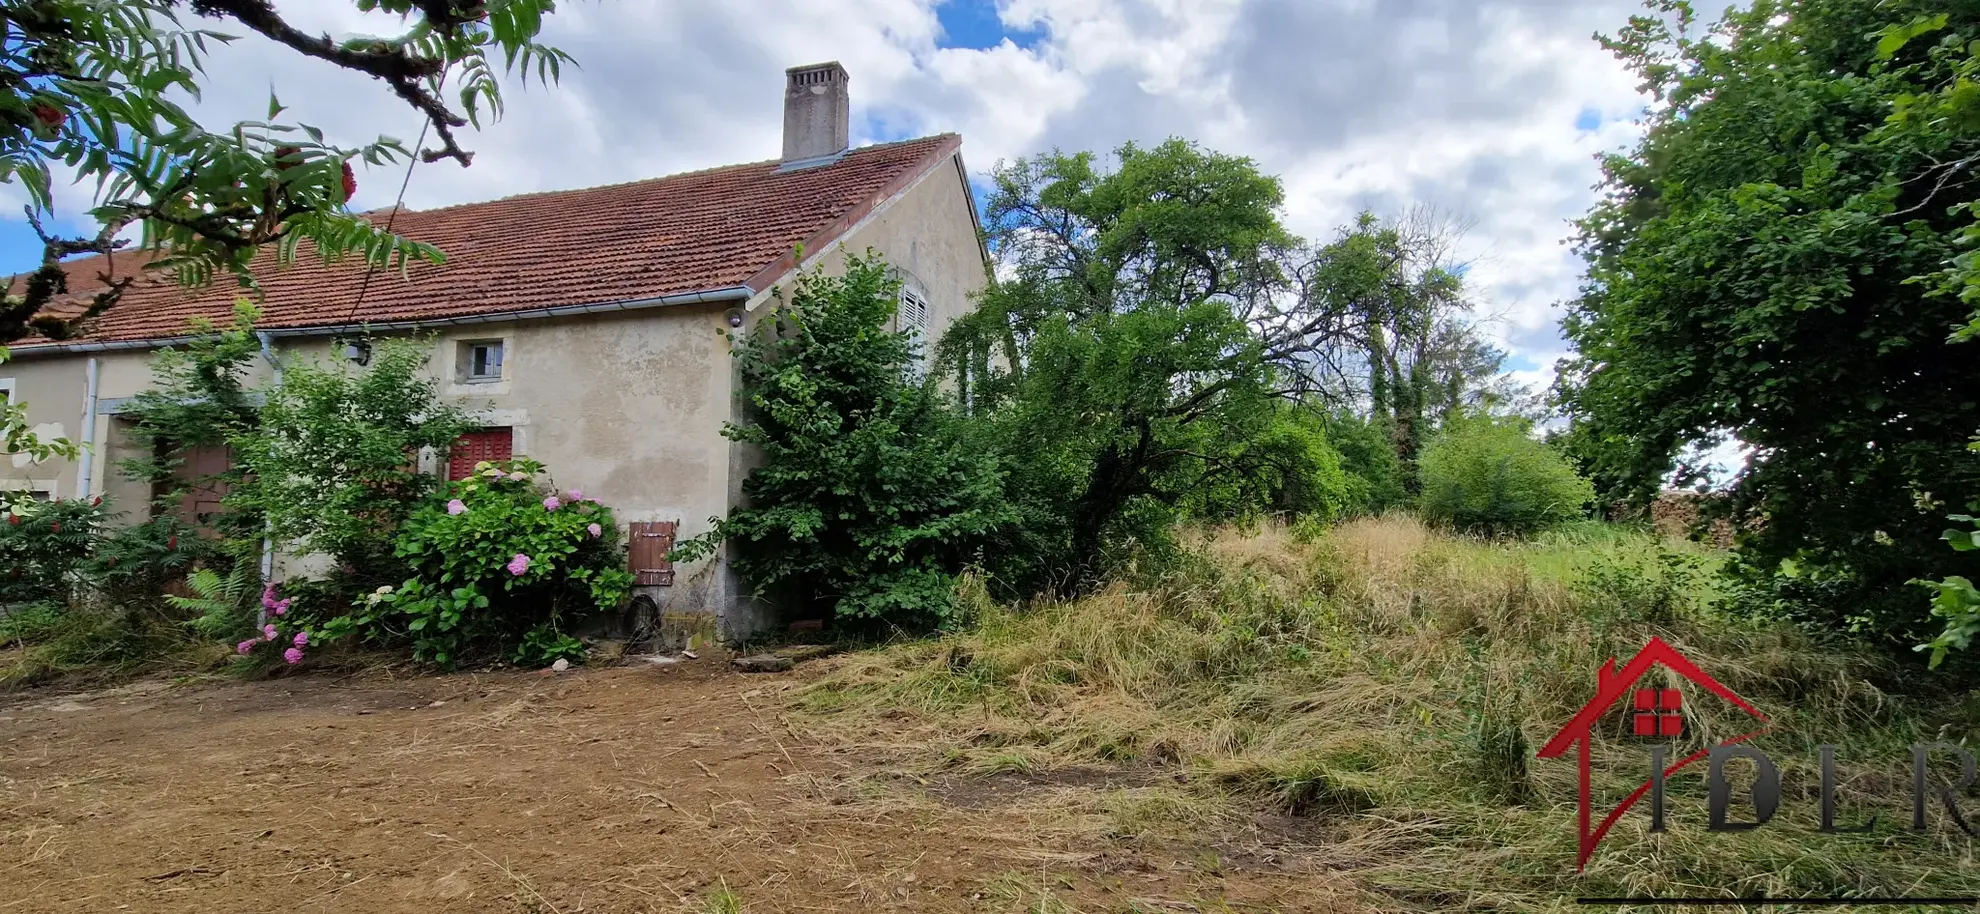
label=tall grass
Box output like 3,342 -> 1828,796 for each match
801,517 -> 1980,911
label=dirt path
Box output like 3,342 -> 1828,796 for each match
0,659 -> 1357,913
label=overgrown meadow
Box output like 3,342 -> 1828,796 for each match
799,518 -> 1980,911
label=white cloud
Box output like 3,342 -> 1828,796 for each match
7,0 -> 1664,394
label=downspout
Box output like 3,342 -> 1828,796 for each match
255,332 -> 281,610
75,357 -> 99,499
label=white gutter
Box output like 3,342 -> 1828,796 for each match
6,286 -> 756,357
75,357 -> 99,499
255,331 -> 280,605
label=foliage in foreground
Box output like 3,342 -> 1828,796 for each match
802,518 -> 1979,909
676,256 -> 1013,630
1555,0 -> 1980,649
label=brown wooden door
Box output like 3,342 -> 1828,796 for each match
165,444 -> 231,532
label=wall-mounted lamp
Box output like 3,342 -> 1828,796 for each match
343,340 -> 372,365
726,310 -> 745,329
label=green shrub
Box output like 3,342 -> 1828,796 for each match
231,335 -> 471,575
1417,414 -> 1593,536
0,498 -> 104,604
81,515 -> 212,612
675,255 -> 1013,630
319,458 -> 633,666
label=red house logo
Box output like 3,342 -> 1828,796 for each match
1536,637 -> 1773,870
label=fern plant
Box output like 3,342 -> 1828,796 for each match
167,562 -> 261,640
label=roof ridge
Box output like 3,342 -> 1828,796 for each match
392,133 -> 960,217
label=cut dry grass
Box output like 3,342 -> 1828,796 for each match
799,516 -> 1980,911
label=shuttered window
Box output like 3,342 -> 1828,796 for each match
447,427 -> 514,481
900,286 -> 931,378
628,520 -> 678,586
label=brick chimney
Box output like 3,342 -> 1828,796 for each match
782,62 -> 850,164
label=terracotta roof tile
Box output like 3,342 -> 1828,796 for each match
16,134 -> 961,347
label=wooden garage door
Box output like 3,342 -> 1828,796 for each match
447,428 -> 514,481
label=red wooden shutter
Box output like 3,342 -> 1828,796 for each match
628,520 -> 678,585
447,428 -> 514,481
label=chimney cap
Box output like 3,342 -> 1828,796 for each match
786,61 -> 849,83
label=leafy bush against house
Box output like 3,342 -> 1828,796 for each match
675,255 -> 1012,630
1417,413 -> 1594,536
0,497 -> 103,605
320,459 -> 633,667
232,335 -> 471,579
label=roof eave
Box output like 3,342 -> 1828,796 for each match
4,285 -> 754,357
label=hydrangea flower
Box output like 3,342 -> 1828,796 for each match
542,496 -> 562,511
568,489 -> 583,500
270,599 -> 289,617
587,523 -> 603,538
262,623 -> 278,641
235,640 -> 255,655
481,466 -> 505,478
507,553 -> 531,576
282,647 -> 304,665
507,471 -> 529,482
447,499 -> 467,515
292,631 -> 309,648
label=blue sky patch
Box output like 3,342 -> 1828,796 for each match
1574,107 -> 1602,133
935,0 -> 1040,51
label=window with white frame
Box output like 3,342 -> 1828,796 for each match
0,377 -> 14,406
900,286 -> 931,378
460,340 -> 505,382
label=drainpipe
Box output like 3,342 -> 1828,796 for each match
75,357 -> 99,499
255,333 -> 281,609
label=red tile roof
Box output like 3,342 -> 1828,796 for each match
15,134 -> 963,348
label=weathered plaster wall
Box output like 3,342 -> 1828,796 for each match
1,305 -> 740,616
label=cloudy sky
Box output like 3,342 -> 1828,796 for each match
0,0 -> 1656,392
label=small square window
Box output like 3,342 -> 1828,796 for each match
463,341 -> 504,382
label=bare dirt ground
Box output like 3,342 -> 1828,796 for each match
0,657 -> 1361,914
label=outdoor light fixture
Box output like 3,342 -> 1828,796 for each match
727,310 -> 744,329
343,340 -> 372,365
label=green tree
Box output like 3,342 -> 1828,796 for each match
1557,0 -> 1980,643
943,140 -> 1364,592
1298,210 -> 1505,482
117,301 -> 265,543
674,255 -> 1013,630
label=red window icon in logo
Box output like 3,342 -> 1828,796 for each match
1631,688 -> 1683,737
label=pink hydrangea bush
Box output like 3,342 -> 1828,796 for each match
322,458 -> 633,667
233,582 -> 310,667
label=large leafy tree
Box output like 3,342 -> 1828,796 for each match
1556,0 -> 1980,642
943,140 -> 1363,592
